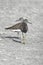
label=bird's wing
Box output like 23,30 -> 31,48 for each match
5,22 -> 22,30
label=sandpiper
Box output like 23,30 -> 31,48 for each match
5,17 -> 32,44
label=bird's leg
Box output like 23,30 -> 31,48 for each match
23,33 -> 26,44
21,33 -> 26,44
17,31 -> 20,38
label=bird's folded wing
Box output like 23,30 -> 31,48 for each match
5,23 -> 22,30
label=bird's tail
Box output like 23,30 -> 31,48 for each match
5,26 -> 13,30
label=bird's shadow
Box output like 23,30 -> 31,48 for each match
0,34 -> 21,43
5,36 -> 20,39
5,36 -> 21,43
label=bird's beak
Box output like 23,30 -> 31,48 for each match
27,21 -> 32,24
28,22 -> 32,24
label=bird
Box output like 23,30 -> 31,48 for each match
5,17 -> 32,44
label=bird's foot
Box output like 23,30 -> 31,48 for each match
21,41 -> 25,44
22,42 -> 25,44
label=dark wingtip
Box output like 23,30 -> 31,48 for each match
5,27 -> 6,29
5,28 -> 9,30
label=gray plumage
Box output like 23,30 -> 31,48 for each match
5,17 -> 32,44
5,18 -> 28,33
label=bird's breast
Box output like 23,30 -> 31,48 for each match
21,23 -> 28,33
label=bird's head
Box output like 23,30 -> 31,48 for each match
16,17 -> 32,24
24,19 -> 32,24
